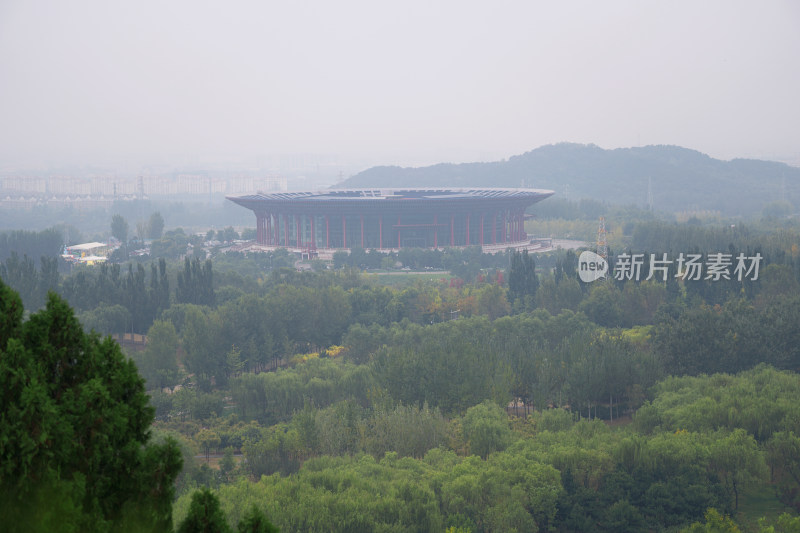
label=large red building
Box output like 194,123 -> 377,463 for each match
227,188 -> 554,250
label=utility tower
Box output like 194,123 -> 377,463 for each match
596,216 -> 607,259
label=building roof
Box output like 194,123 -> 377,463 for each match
229,188 -> 553,203
228,188 -> 555,215
66,242 -> 108,252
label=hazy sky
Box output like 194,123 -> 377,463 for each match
1,1 -> 798,169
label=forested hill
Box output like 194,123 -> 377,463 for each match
339,144 -> 800,215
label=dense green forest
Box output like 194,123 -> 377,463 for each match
4,206 -> 800,531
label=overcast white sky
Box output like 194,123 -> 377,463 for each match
1,0 -> 798,169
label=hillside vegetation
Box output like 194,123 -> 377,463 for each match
340,143 -> 800,215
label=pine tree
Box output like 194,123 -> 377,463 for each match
0,279 -> 182,532
178,488 -> 232,533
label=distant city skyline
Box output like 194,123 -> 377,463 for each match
1,1 -> 798,170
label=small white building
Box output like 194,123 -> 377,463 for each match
63,242 -> 115,264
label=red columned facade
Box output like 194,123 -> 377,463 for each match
228,188 -> 554,250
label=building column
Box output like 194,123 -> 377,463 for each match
296,216 -> 301,247
450,214 -> 454,246
284,215 -> 289,247
310,215 -> 315,249
360,215 -> 364,248
397,215 -> 401,249
342,215 -> 346,248
433,214 -> 438,248
325,215 -> 330,248
379,217 -> 383,249
480,213 -> 484,246
466,213 -> 470,245
512,210 -> 516,241
267,215 -> 273,245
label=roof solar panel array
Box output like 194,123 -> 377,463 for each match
231,188 -> 553,203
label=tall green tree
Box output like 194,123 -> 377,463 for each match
182,307 -> 227,390
134,319 -> 181,390
765,431 -> 800,509
0,227 -> 63,264
149,212 -> 165,240
178,488 -> 232,533
709,429 -> 768,510
112,214 -> 130,259
508,250 -> 538,312
0,252 -> 37,309
461,401 -> 512,459
0,279 -> 182,532
177,257 -> 215,307
112,214 -> 129,244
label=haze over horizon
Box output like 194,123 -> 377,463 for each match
1,1 -> 798,172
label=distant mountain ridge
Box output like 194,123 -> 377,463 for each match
338,144 -> 800,215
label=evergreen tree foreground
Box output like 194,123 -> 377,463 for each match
177,489 -> 278,533
0,278 -> 182,532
